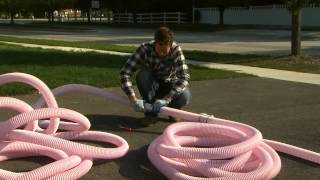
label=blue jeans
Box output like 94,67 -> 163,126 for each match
136,69 -> 191,112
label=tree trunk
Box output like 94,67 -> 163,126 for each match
133,12 -> 137,24
74,9 -> 77,21
48,12 -> 51,22
87,10 -> 91,22
291,3 -> 302,56
48,11 -> 54,23
51,12 -> 54,22
10,12 -> 14,24
219,7 -> 225,26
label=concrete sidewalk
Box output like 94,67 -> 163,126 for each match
188,60 -> 320,85
1,41 -> 319,85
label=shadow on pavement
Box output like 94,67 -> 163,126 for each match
116,145 -> 166,180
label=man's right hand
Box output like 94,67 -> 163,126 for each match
130,99 -> 145,112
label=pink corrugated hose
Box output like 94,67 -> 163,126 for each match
0,72 -> 129,179
0,72 -> 319,180
147,100 -> 320,179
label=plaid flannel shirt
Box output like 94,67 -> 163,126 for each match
119,41 -> 190,102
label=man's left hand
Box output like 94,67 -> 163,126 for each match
152,99 -> 169,114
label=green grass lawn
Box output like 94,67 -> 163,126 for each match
1,35 -> 319,74
0,43 -> 251,95
0,35 -> 136,53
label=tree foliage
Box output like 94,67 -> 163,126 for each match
0,0 -> 25,23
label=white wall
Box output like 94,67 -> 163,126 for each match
196,5 -> 320,27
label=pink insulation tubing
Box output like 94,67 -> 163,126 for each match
147,107 -> 320,179
47,159 -> 93,180
0,140 -> 79,180
34,84 -> 129,131
0,141 -> 68,160
0,72 -> 319,179
34,84 -> 129,108
37,84 -> 319,179
0,73 -> 60,134
15,155 -> 82,180
0,73 -> 129,179
9,130 -> 129,159
0,108 -> 91,140
0,155 -> 81,180
0,97 -> 37,131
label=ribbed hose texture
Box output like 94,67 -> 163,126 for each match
147,107 -> 320,180
0,73 -> 129,179
1,72 -> 319,180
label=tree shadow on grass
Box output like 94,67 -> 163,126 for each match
0,48 -> 127,68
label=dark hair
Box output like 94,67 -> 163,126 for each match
154,27 -> 174,45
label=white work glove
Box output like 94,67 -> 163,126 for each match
152,99 -> 169,114
130,99 -> 145,112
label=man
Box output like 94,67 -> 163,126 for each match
119,27 -> 191,121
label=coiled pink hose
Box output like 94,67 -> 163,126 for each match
0,72 -> 129,179
147,107 -> 320,180
0,73 -> 59,134
1,72 -> 319,180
